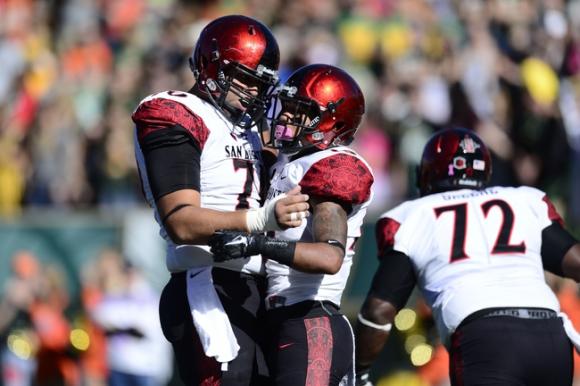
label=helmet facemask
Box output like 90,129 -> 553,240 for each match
266,86 -> 349,154
261,64 -> 364,155
265,86 -> 320,153
198,59 -> 279,129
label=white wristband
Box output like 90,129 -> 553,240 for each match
357,313 -> 392,332
245,207 -> 266,233
245,193 -> 287,233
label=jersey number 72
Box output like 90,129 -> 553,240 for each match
434,199 -> 526,262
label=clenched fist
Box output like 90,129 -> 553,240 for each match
208,230 -> 265,262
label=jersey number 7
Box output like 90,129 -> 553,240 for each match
233,159 -> 255,210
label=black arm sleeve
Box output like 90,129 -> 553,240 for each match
140,124 -> 201,200
368,250 -> 417,310
541,222 -> 578,276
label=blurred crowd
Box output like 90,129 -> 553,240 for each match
2,0 -> 580,385
0,249 -> 172,386
1,0 -> 579,227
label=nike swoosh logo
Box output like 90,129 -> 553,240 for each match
280,175 -> 287,180
189,271 -> 203,279
278,342 -> 294,350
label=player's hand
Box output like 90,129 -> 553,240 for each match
355,369 -> 373,386
208,231 -> 264,262
274,186 -> 309,229
245,186 -> 309,232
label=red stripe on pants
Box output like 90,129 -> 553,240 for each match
304,316 -> 333,386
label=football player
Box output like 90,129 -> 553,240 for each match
132,15 -> 309,386
209,64 -> 375,386
354,128 -> 580,386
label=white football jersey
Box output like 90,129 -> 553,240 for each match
377,186 -> 563,344
133,90 -> 265,275
265,146 -> 374,309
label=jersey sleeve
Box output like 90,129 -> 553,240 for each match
541,195 -> 565,227
375,216 -> 401,255
519,186 -> 565,229
133,97 -> 206,199
132,97 -> 210,151
299,153 -> 373,210
370,205 -> 418,307
375,201 -> 415,256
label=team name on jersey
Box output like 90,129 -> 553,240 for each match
224,145 -> 260,160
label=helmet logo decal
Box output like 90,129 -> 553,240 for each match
473,159 -> 486,171
453,156 -> 466,169
460,135 -> 480,153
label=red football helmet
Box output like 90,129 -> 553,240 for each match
266,64 -> 365,153
190,15 -> 280,128
417,128 -> 492,196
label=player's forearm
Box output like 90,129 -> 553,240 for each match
279,199 -> 347,274
355,323 -> 390,371
237,236 -> 344,273
165,206 -> 248,245
355,297 -> 397,370
290,242 -> 344,274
